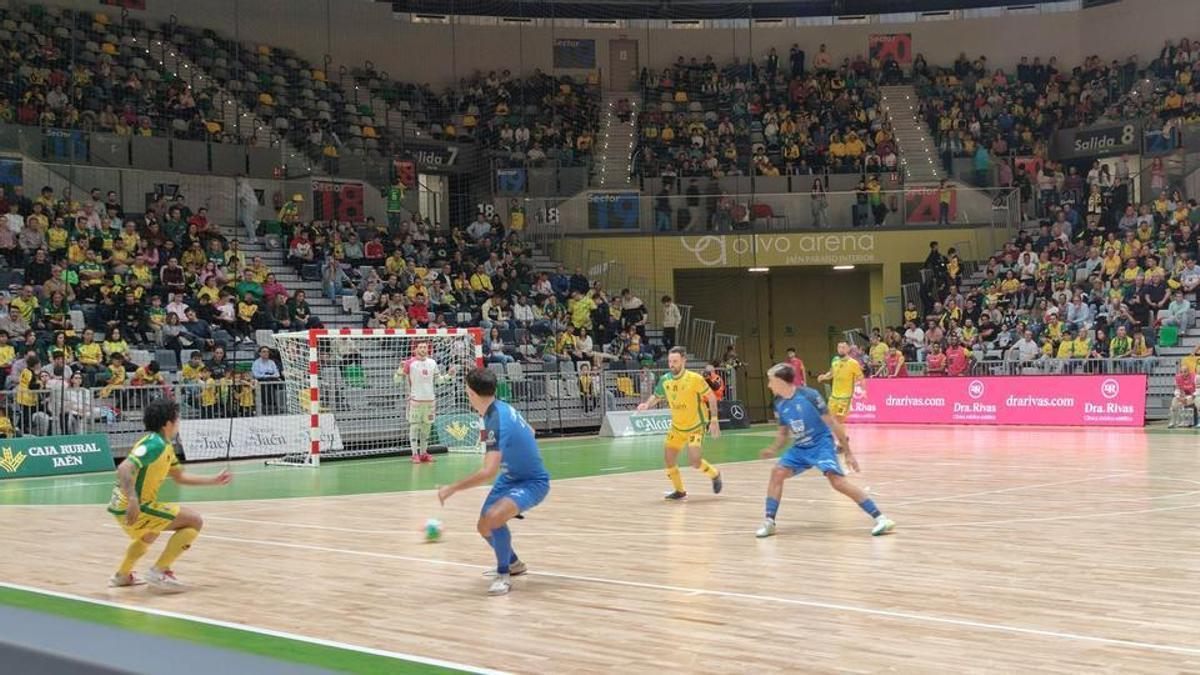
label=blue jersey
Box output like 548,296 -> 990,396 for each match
483,400 -> 550,483
774,386 -> 833,450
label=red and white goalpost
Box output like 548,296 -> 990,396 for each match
268,327 -> 484,467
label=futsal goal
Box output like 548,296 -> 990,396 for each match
268,328 -> 484,467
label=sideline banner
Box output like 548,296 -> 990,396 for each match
179,414 -> 344,460
845,374 -> 1145,426
0,434 -> 114,479
599,410 -> 672,437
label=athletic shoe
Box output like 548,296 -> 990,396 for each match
488,574 -> 512,596
145,568 -> 186,593
871,516 -> 896,536
420,453 -> 435,463
711,472 -> 723,494
483,560 -> 528,577
663,490 -> 688,501
108,572 -> 146,588
755,518 -> 777,538
411,453 -> 423,464
1168,422 -> 1177,428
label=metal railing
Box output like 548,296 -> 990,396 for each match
863,357 -> 1159,379
0,367 -> 739,457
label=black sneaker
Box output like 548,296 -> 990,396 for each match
712,472 -> 723,494
663,490 -> 688,501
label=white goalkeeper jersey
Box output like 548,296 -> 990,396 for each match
402,357 -> 441,402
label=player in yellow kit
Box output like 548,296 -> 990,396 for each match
107,399 -> 231,592
818,341 -> 865,420
637,346 -> 723,500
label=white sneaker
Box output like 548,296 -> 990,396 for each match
488,574 -> 512,596
755,518 -> 777,538
108,572 -> 146,588
145,568 -> 186,593
483,560 -> 527,577
871,516 -> 896,536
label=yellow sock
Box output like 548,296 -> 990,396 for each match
666,466 -> 685,493
698,459 -> 719,479
118,540 -> 150,575
153,528 -> 199,570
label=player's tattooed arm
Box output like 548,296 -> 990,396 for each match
117,460 -> 140,525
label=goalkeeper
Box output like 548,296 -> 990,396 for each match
394,342 -> 458,463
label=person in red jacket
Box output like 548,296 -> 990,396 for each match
784,347 -> 807,386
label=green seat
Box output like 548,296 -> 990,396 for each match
343,364 -> 366,387
496,380 -> 512,401
1159,324 -> 1179,348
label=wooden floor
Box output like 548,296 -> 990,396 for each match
4,425 -> 1200,673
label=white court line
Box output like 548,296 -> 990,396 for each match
195,532 -> 1200,658
891,473 -> 1142,507
598,466 -> 628,472
0,581 -> 505,674
204,515 -> 750,538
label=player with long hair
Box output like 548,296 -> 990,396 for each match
107,399 -> 232,591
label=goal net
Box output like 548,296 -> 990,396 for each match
269,328 -> 484,467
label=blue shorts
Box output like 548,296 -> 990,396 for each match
482,478 -> 550,515
778,440 -> 844,477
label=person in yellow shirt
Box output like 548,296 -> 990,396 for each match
106,399 -> 232,590
10,285 -> 39,323
198,368 -> 221,418
637,347 -> 723,500
46,219 -> 70,259
385,251 -> 406,277
99,353 -> 127,400
1101,250 -> 1123,278
15,353 -> 42,431
567,290 -> 595,331
235,371 -> 256,416
867,335 -> 888,374
469,269 -> 494,296
237,293 -> 259,337
0,331 -> 15,372
76,328 -> 104,384
249,257 -> 270,284
817,342 -> 864,420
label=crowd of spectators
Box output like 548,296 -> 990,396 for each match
918,39 -> 1200,181
865,175 -> 1200,378
0,5 -> 236,143
351,64 -> 599,168
635,46 -> 902,179
0,182 -> 320,435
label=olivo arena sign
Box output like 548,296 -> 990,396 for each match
680,234 -> 877,267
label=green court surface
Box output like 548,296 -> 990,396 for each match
0,584 -> 472,674
0,426 -> 775,674
0,426 -> 775,506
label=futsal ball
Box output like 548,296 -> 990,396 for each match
424,518 -> 444,543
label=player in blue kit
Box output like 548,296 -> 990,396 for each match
438,367 -> 550,596
756,363 -> 895,538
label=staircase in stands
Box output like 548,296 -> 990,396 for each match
879,85 -> 942,184
594,91 -> 638,189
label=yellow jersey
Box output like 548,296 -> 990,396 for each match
829,356 -> 864,399
108,432 -> 178,512
654,369 -> 711,432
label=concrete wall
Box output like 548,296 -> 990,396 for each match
35,0 -> 1197,87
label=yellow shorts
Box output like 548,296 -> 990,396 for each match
665,427 -> 704,452
828,396 -> 851,418
109,501 -> 180,539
